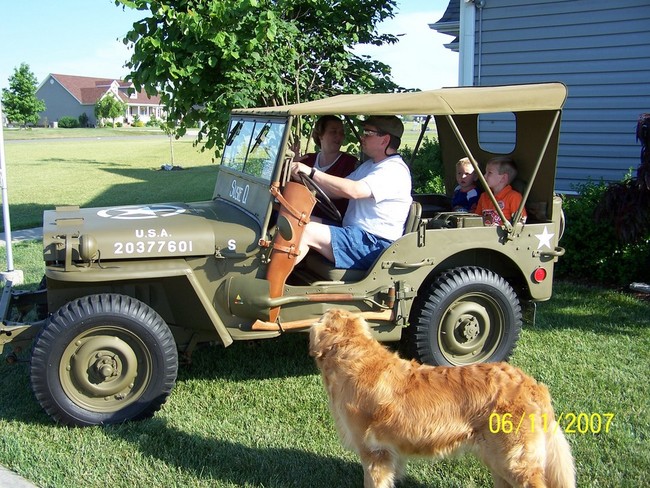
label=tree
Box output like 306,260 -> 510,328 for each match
94,95 -> 127,127
115,0 -> 401,153
1,63 -> 46,127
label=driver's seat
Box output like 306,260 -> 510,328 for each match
302,201 -> 422,283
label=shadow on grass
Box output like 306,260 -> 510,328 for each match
534,281 -> 650,335
179,333 -> 317,382
105,417 -> 431,488
38,157 -> 126,167
4,165 -> 217,232
0,334 -> 317,426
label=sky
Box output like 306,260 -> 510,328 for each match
0,0 -> 458,93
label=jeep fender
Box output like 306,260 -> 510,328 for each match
45,259 -> 233,347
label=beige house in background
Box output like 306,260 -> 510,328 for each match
36,73 -> 165,127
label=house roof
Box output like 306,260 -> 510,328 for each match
48,73 -> 162,106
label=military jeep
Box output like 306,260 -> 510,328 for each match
1,82 -> 567,426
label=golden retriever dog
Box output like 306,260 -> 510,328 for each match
309,309 -> 575,488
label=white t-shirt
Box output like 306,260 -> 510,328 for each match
342,154 -> 412,241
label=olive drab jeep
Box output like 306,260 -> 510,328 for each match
0,82 -> 568,426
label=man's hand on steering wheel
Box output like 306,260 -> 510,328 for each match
291,162 -> 342,223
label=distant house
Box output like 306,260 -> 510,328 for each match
431,0 -> 650,193
36,74 -> 165,127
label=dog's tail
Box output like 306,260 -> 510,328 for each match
544,425 -> 576,488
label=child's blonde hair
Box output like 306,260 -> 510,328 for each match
487,156 -> 518,184
456,157 -> 471,168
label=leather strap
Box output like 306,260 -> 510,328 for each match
270,184 -> 310,226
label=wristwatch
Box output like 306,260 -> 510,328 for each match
309,167 -> 317,179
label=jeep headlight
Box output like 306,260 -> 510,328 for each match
78,234 -> 99,262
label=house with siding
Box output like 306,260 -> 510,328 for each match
430,0 -> 650,193
36,74 -> 165,127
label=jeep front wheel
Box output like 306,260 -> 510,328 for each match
407,267 -> 521,366
30,294 -> 178,426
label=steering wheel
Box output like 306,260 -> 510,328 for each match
298,172 -> 342,223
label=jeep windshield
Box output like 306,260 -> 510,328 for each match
221,117 -> 286,182
213,116 -> 289,230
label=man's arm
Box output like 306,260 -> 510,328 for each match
292,162 -> 371,200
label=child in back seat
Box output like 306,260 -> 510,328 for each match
474,156 -> 527,226
451,157 -> 481,213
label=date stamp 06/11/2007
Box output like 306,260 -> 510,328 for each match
488,412 -> 615,435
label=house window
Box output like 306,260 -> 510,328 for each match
140,106 -> 147,116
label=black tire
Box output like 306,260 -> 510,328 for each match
30,294 -> 178,426
406,267 -> 521,366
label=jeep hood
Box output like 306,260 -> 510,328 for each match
42,200 -> 261,263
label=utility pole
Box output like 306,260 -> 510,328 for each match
0,101 -> 24,285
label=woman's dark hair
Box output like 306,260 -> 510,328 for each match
311,115 -> 343,147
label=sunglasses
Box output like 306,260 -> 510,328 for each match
362,129 -> 386,137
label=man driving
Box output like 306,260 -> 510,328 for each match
290,115 -> 412,269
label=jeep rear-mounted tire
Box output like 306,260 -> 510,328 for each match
30,294 -> 178,426
406,266 -> 522,366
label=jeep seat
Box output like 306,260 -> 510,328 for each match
302,201 -> 422,283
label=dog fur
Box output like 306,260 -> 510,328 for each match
309,309 -> 575,488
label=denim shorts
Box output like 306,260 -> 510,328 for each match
329,225 -> 393,269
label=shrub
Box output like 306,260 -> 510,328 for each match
134,120 -> 145,128
556,179 -> 650,286
401,137 -> 445,194
58,116 -> 79,128
146,115 -> 159,127
115,122 -> 123,128
78,113 -> 89,128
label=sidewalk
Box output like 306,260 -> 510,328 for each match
0,227 -> 43,245
0,466 -> 37,488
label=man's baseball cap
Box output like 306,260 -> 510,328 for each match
363,115 -> 404,139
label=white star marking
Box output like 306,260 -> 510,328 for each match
535,226 -> 555,250
97,205 -> 186,220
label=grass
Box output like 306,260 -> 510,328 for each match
1,132 -> 648,487
2,133 -> 218,231
1,239 -> 649,486
3,126 -> 167,140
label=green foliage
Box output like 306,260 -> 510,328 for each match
115,0 -> 401,153
594,173 -> 650,245
1,63 -> 46,127
146,114 -> 159,126
401,137 -> 445,194
557,179 -> 650,286
94,95 -> 127,126
57,116 -> 79,128
78,112 -> 89,127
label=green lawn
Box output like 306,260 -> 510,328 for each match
3,126 -> 166,140
1,239 -> 649,487
2,133 -> 218,232
0,133 -> 648,487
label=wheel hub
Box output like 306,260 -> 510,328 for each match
70,336 -> 138,397
441,302 -> 490,355
460,317 -> 480,341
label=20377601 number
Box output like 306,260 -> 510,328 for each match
489,412 -> 615,435
114,240 -> 194,255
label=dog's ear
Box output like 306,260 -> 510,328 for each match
309,324 -> 322,358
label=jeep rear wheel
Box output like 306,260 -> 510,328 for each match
407,267 -> 521,366
30,294 -> 177,426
